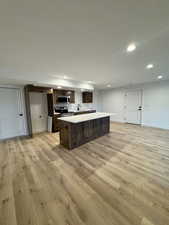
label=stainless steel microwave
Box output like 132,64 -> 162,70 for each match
58,96 -> 70,103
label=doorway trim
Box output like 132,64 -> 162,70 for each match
24,85 -> 53,137
0,86 -> 27,139
124,89 -> 143,125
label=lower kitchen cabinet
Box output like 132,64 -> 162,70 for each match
52,115 -> 61,132
73,110 -> 96,115
52,110 -> 96,132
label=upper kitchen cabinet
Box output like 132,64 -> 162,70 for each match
64,90 -> 75,103
54,89 -> 75,103
82,92 -> 93,103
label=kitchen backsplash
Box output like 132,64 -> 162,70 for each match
68,103 -> 94,112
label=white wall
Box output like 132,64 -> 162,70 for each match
142,82 -> 169,129
99,80 -> 169,130
100,88 -> 125,122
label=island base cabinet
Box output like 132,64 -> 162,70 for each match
59,117 -> 110,150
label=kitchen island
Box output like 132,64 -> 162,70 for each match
58,112 -> 111,150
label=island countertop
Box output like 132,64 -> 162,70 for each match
58,112 -> 113,123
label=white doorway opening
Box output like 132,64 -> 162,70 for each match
29,92 -> 48,134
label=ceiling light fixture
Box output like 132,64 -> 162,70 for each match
157,75 -> 163,79
107,84 -> 111,88
57,86 -> 62,89
127,43 -> 136,52
146,64 -> 154,69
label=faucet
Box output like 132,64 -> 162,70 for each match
77,104 -> 81,111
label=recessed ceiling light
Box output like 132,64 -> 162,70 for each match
157,75 -> 163,79
146,64 -> 154,69
86,81 -> 96,85
127,43 -> 136,52
57,86 -> 62,89
107,84 -> 111,87
63,75 -> 68,79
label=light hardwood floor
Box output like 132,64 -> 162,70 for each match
0,122 -> 169,225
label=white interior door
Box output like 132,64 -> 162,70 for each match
30,92 -> 48,134
125,90 -> 142,124
0,88 -> 25,139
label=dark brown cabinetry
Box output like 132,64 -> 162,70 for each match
48,89 -> 75,133
73,110 -> 96,115
59,116 -> 110,150
82,92 -> 93,103
47,93 -> 54,116
54,89 -> 75,103
52,110 -> 96,132
52,114 -> 61,132
24,84 -> 96,137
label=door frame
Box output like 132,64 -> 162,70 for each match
124,89 -> 143,125
0,86 -> 27,139
29,92 -> 48,134
24,85 -> 53,137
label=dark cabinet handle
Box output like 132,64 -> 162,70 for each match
138,106 -> 142,111
19,113 -> 23,116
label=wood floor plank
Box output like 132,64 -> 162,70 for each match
0,122 -> 169,225
0,141 -> 18,225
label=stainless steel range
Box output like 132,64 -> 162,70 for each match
54,105 -> 73,117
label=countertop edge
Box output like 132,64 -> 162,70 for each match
58,113 -> 114,124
